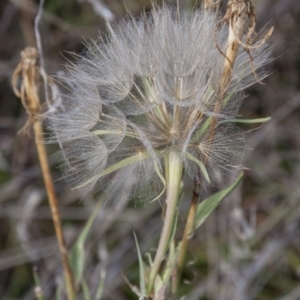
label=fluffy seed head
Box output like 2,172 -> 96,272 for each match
47,5 -> 270,202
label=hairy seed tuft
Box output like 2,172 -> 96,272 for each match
47,5 -> 270,202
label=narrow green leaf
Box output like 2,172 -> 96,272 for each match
146,252 -> 153,267
122,272 -> 141,296
74,152 -> 151,189
133,232 -> 147,296
223,90 -> 234,106
149,162 -> 166,203
92,129 -> 138,139
194,172 -> 243,230
95,269 -> 106,300
55,284 -> 62,300
70,200 -> 103,285
219,117 -> 271,125
82,280 -> 92,300
184,152 -> 210,183
192,117 -> 212,141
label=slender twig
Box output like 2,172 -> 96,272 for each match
208,0 -> 250,144
12,47 -> 76,300
33,111 -> 76,300
146,151 -> 183,295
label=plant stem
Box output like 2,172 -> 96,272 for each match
12,48 -> 76,300
208,1 -> 248,160
204,0 -> 220,10
172,180 -> 200,295
33,119 -> 76,300
147,150 -> 183,295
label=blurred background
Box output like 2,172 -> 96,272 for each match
1,0 -> 300,299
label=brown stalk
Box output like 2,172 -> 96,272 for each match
204,0 -> 221,10
173,0 -> 273,294
12,47 -> 76,300
209,0 -> 253,142
210,0 -> 273,138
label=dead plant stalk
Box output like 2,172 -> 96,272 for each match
211,0 -> 255,138
12,47 -> 75,300
173,0 -> 273,293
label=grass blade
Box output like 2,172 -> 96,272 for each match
133,232 -> 146,296
82,280 -> 92,300
74,152 -> 150,189
69,200 -> 103,285
95,269 -> 106,300
219,117 -> 271,125
184,152 -> 210,183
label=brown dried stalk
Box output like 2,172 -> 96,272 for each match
204,0 -> 221,10
12,47 -> 75,300
174,0 -> 273,294
210,0 -> 273,145
219,0 -> 253,91
218,0 -> 271,90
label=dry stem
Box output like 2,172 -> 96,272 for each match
173,0 -> 273,292
209,0 -> 273,148
12,47 -> 75,300
204,0 -> 221,10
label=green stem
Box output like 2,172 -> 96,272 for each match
147,150 -> 183,295
172,180 -> 200,295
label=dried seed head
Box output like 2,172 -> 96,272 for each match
217,0 -> 273,91
48,5 -> 271,201
204,0 -> 220,10
12,47 -> 40,134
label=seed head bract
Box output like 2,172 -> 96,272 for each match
47,5 -> 270,203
